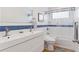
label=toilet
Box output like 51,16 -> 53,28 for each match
44,34 -> 56,51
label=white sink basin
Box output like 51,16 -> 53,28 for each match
0,32 -> 32,43
0,31 -> 43,40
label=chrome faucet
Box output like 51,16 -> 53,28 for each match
4,27 -> 10,37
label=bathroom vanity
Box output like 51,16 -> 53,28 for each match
0,31 -> 45,52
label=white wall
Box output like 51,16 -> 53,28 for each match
0,7 -> 32,25
0,7 -> 49,26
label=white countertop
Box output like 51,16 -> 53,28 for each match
0,30 -> 45,51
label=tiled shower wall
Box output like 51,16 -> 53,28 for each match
0,7 -> 49,37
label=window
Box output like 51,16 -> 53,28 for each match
52,11 -> 69,19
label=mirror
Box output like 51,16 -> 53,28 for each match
38,13 -> 44,22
